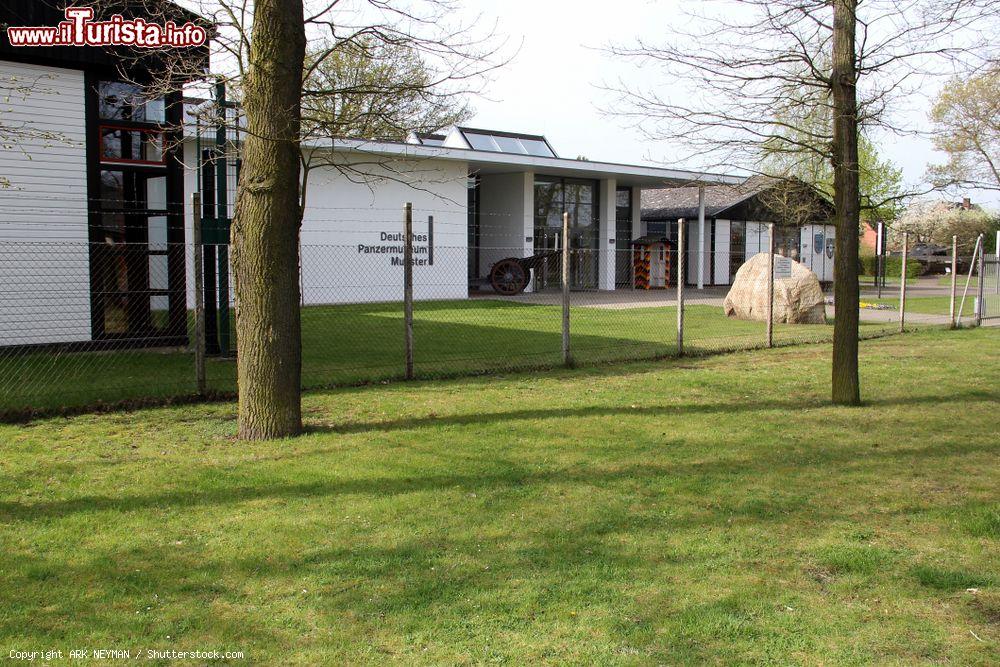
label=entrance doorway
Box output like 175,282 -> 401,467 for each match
533,177 -> 599,290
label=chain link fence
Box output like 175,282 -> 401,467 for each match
2,200 -> 989,420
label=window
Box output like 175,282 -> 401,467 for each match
533,177 -> 599,289
100,126 -> 165,165
493,135 -> 528,154
519,138 -> 555,158
465,132 -> 499,151
729,221 -> 746,281
459,129 -> 557,157
98,81 -> 165,123
88,78 -> 182,344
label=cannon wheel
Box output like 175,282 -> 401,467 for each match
490,259 -> 528,295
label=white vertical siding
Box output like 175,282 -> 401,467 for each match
597,178 -> 616,290
0,60 -> 90,346
799,224 -> 836,282
686,219 -> 712,286
713,219 -> 731,285
745,222 -> 765,259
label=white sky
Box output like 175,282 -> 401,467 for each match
461,0 -> 999,209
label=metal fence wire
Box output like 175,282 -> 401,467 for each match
0,200 -> 988,420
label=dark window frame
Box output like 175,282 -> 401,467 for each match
98,124 -> 167,166
85,72 -> 186,346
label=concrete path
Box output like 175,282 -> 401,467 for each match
477,277 -> 998,326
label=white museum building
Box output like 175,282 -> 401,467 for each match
1,1 -> 834,350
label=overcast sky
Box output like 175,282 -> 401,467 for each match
461,0 -> 999,209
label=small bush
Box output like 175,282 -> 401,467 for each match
859,253 -> 924,278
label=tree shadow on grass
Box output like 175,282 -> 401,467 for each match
301,389 -> 997,437
1,410 -> 995,525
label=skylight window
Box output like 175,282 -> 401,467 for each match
465,132 -> 499,151
519,138 -> 556,157
459,128 -> 556,158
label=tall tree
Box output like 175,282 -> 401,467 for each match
830,0 -> 860,405
606,0 -> 996,406
763,123 -> 905,230
230,0 -> 307,439
892,200 -> 1000,253
927,67 -> 1000,192
95,0 -> 502,439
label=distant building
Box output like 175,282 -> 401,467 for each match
642,176 -> 837,285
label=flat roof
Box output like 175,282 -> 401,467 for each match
328,138 -> 742,188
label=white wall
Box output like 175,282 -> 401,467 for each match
713,219 -> 731,285
298,157 -> 469,304
598,178 -> 616,290
745,222 -> 767,259
631,187 -> 642,240
0,61 -> 90,346
686,220 -> 712,286
478,171 -> 533,284
181,150 -> 469,305
799,224 -> 836,282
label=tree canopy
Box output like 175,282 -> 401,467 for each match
301,37 -> 472,142
927,67 -> 1000,193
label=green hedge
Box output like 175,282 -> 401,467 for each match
859,254 -> 924,279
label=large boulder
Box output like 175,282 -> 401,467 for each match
723,253 -> 826,324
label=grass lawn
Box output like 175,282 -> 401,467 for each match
859,274 -> 918,286
0,300 -> 897,417
868,296 -> 954,316
869,294 -> 1000,317
937,274 -> 999,288
1,328 -> 997,664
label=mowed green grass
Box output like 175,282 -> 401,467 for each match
869,296 -> 955,316
0,300 -> 896,416
870,293 -> 1000,317
1,328 -> 997,664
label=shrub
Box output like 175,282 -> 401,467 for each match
859,253 -> 924,278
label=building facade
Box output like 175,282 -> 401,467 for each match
2,6 -> 747,349
642,176 -> 838,286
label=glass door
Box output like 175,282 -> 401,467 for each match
533,177 -> 600,289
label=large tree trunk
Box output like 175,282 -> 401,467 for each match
830,0 -> 861,406
230,0 -> 306,439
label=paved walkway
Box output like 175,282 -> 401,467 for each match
477,275 -> 997,326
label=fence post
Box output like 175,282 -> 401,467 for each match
976,233 -> 985,327
403,203 -> 414,380
957,235 -> 981,326
876,221 -> 884,299
995,230 -> 999,296
767,223 -> 775,348
949,235 -> 958,328
562,211 -> 572,367
192,193 -> 206,395
676,218 -> 685,356
899,232 -> 908,333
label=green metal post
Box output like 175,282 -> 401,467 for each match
215,81 -> 231,354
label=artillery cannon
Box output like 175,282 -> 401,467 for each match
488,249 -> 562,295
